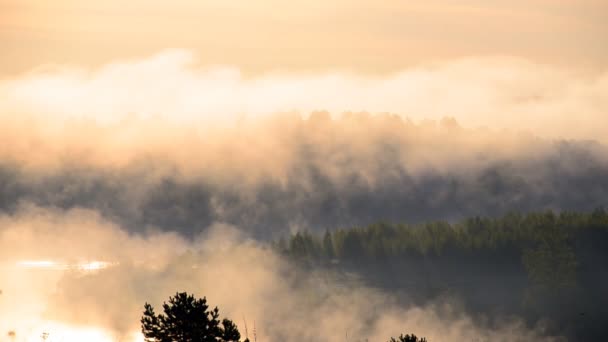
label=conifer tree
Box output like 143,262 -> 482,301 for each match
141,292 -> 247,342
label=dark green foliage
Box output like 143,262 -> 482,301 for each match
323,230 -> 334,259
279,209 -> 608,281
388,334 -> 428,342
278,208 -> 608,340
220,319 -> 242,342
141,292 -> 246,342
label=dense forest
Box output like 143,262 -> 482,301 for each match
275,208 -> 608,341
1,114 -> 608,239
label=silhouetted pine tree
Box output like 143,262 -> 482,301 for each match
141,292 -> 247,342
388,333 -> 428,342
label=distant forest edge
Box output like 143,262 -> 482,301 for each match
275,208 -> 608,340
1,113 -> 608,238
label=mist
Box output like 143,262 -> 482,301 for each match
1,50 -> 607,142
0,205 -> 563,342
0,112 -> 607,237
1,51 -> 607,341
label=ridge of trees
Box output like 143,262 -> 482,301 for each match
276,208 -> 608,288
275,208 -> 608,340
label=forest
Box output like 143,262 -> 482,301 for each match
4,1 -> 608,340
276,208 -> 608,341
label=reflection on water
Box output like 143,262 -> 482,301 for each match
10,321 -> 142,342
3,260 -> 131,342
2,319 -> 143,342
16,260 -> 115,272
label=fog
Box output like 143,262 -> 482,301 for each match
1,50 -> 607,142
0,206 -> 563,342
0,112 -> 606,237
1,51 -> 607,341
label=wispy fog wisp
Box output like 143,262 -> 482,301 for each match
0,206 -> 562,342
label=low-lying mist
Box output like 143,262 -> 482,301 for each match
0,206 -> 562,342
1,50 -> 607,341
0,113 -> 606,237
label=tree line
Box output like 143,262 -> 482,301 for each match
139,209 -> 608,341
275,208 -> 608,340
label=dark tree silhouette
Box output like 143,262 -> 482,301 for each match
141,292 -> 247,342
388,333 -> 428,342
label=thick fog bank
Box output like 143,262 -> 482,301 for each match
1,114 -> 607,238
0,206 -> 563,342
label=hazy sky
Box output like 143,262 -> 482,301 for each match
1,0 -> 607,76
1,3 -> 608,341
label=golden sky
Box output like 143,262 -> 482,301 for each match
1,3 -> 608,341
1,0 -> 607,76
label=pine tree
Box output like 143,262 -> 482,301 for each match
388,333 -> 428,342
141,292 -> 247,342
323,230 -> 334,260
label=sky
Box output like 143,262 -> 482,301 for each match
1,2 -> 608,342
1,0 -> 607,76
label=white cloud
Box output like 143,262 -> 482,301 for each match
1,50 -> 606,141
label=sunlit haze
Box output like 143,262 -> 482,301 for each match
1,1 -> 607,342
